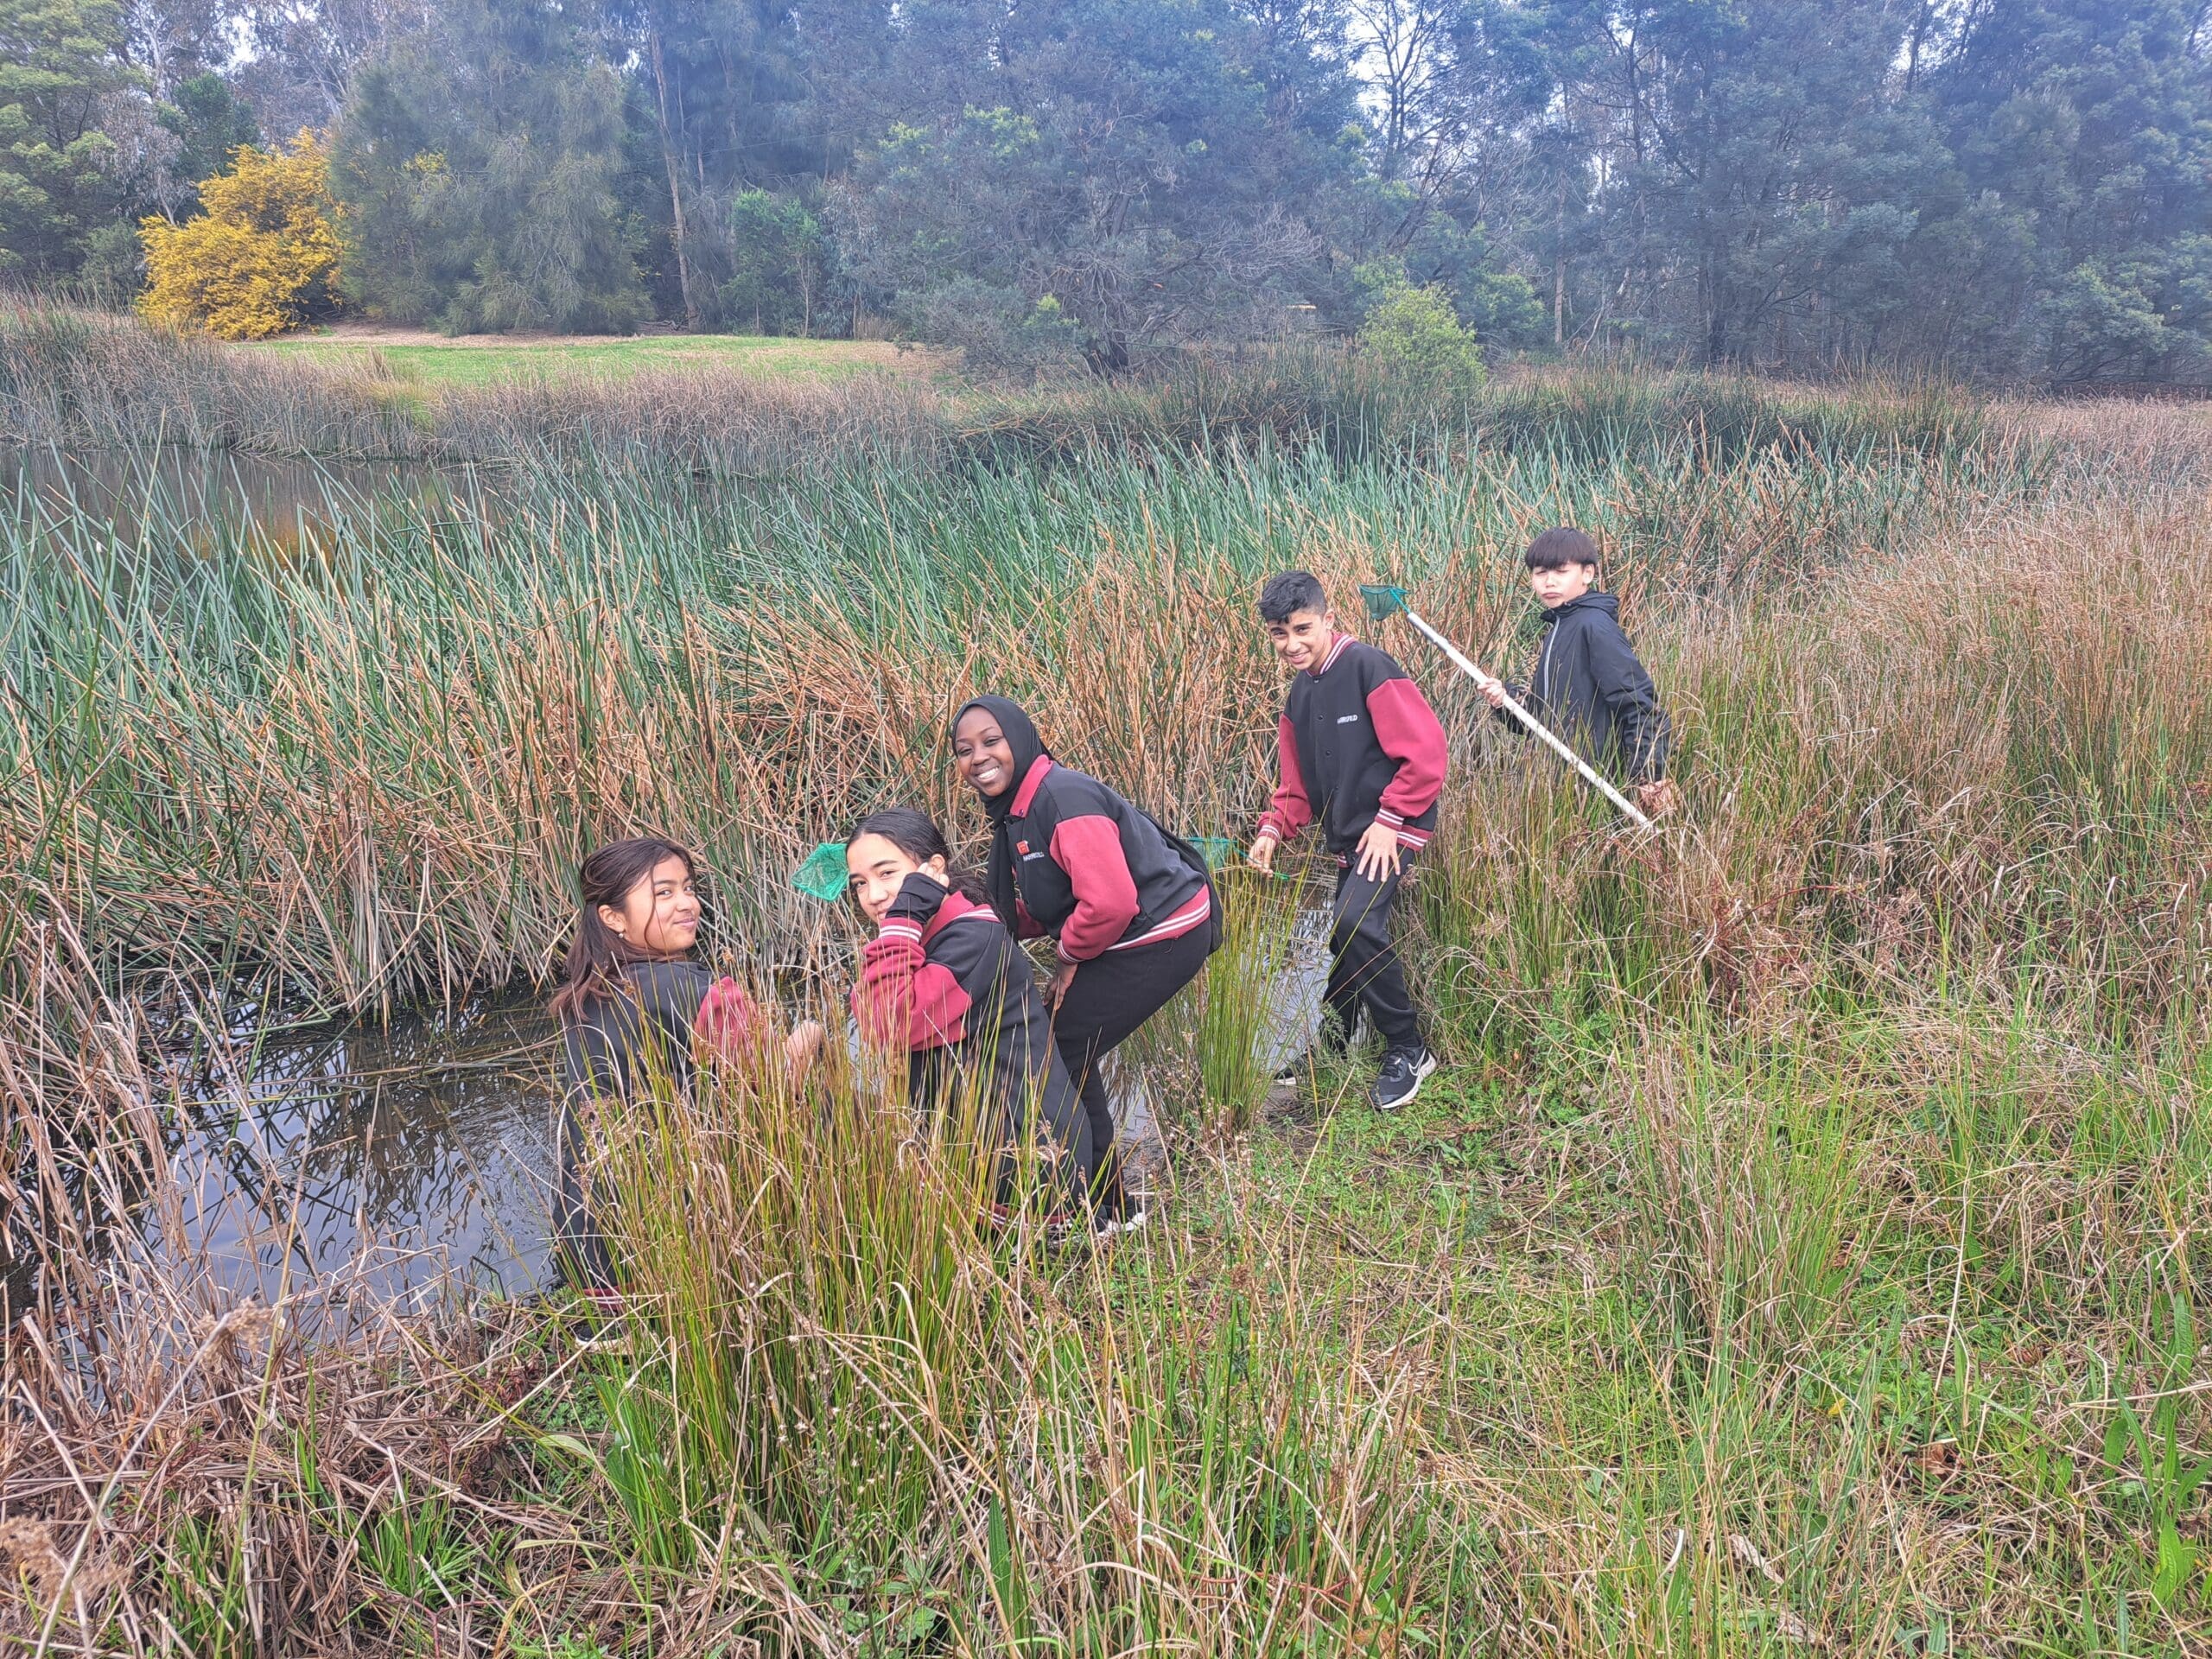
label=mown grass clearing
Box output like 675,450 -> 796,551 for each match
251,326 -> 955,390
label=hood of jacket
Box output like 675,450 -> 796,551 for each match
1540,590 -> 1619,627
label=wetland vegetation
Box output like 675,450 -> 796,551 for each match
2,328 -> 2209,1653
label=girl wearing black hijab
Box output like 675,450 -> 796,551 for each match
951,696 -> 1217,1228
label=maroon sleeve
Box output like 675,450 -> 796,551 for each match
694,977 -> 766,1062
851,921 -> 972,1052
1369,677 -> 1448,826
1257,715 -> 1313,842
1048,815 -> 1141,962
1012,896 -> 1047,941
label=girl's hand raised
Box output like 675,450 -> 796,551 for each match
887,870 -> 952,925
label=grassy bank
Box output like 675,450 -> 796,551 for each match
3,302 -> 2001,470
1,386 -> 2208,1653
253,328 -> 953,392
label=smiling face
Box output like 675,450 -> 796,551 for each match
1265,606 -> 1338,676
597,855 -> 700,955
845,832 -> 950,925
953,707 -> 1021,798
1529,560 -> 1597,610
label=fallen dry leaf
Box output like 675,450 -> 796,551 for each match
1729,1533 -> 1785,1586
1912,1440 -> 1962,1473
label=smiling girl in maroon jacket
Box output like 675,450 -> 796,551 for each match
951,696 -> 1217,1230
845,807 -> 1096,1222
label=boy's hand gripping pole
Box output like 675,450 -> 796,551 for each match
1358,584 -> 1655,832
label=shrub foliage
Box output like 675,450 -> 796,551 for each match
137,132 -> 342,341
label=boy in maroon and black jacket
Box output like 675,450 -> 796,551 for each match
1247,570 -> 1448,1109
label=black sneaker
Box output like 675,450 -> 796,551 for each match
1370,1046 -> 1438,1110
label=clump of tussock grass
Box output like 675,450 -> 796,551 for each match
573,1046 -> 1452,1651
1188,867 -> 1306,1134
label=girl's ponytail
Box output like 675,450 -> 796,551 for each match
550,836 -> 700,1023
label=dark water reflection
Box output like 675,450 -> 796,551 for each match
171,994 -> 563,1314
3,442 -> 470,549
164,908 -> 1335,1316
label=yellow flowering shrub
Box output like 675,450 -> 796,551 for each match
138,131 -> 343,340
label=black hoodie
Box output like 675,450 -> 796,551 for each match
1503,592 -> 1670,783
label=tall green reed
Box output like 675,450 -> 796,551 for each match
1191,866 -> 1305,1135
3,410 -> 2039,1029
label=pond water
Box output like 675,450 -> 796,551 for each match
162,911 -> 1335,1317
169,992 -> 565,1317
2,442 -> 473,548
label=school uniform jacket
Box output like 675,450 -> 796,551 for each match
1259,634 -> 1447,857
1501,591 -> 1669,783
851,878 -> 1090,1194
998,758 -> 1210,965
561,959 -> 761,1105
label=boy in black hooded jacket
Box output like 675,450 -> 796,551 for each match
1477,528 -> 1677,816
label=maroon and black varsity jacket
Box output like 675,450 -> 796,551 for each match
996,757 -> 1211,965
851,879 -> 1091,1205
1258,633 -> 1447,857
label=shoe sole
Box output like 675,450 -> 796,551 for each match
1372,1052 -> 1440,1111
1096,1208 -> 1149,1240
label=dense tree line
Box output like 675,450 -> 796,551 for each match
3,0 -> 2209,382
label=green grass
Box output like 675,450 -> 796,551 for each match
3,379 -> 2208,1653
251,328 -> 951,390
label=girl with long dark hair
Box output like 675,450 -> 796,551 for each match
950,697 -> 1218,1229
845,807 -> 1097,1221
552,836 -> 778,1302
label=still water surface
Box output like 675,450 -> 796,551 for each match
168,915 -> 1332,1314
3,442 -> 472,547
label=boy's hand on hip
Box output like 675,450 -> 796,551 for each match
1043,957 -> 1079,1010
1246,830 -> 1279,874
1353,821 -> 1402,881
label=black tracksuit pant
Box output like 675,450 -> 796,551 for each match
1052,924 -> 1213,1216
1326,855 -> 1422,1054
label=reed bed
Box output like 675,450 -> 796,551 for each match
1,413 -> 2060,1019
0,390 -> 2207,1653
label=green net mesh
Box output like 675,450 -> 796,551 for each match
1358,583 -> 1408,620
791,841 -> 849,903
